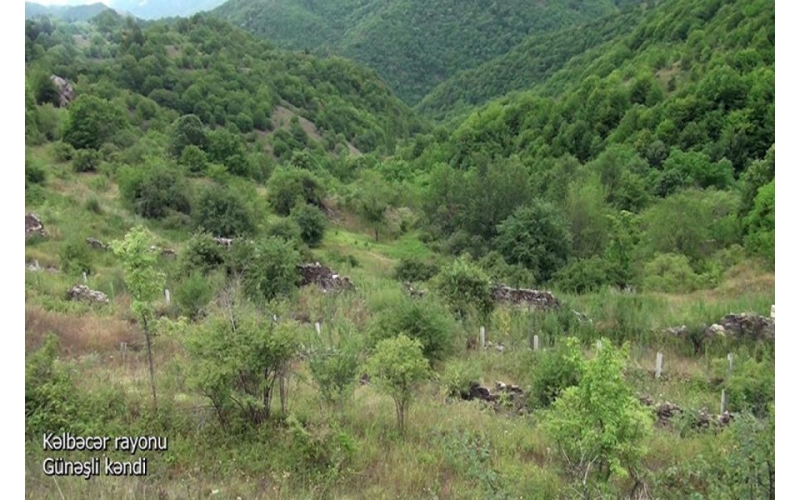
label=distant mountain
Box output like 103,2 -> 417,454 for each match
25,2 -> 110,21
212,0 -> 640,104
108,0 -> 227,20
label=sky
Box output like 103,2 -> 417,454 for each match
23,0 -> 111,5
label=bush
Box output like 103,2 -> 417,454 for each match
432,257 -> 494,321
308,343 -> 360,407
371,297 -> 457,363
724,355 -> 774,418
84,197 -> 103,215
238,237 -> 301,302
554,257 -> 611,294
528,338 -> 584,409
174,271 -> 221,321
264,218 -> 303,245
291,204 -> 327,247
25,159 -> 46,185
52,141 -> 75,162
267,167 -> 326,216
179,232 -> 226,275
59,238 -> 93,276
394,258 -> 440,283
72,149 -> 101,173
185,312 -> 299,426
118,165 -> 192,219
441,359 -> 482,399
642,253 -> 702,293
193,185 -> 256,237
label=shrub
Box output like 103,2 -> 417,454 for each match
118,165 -> 192,219
52,141 -> 75,162
308,344 -> 360,408
264,218 -> 303,245
267,167 -> 326,216
25,159 -> 46,185
724,355 -> 774,418
432,257 -> 494,321
238,237 -> 301,303
365,334 -> 429,434
174,271 -> 221,321
291,204 -> 327,247
642,253 -> 702,293
72,149 -> 101,173
59,238 -> 93,276
441,360 -> 482,399
371,297 -> 457,363
179,232 -> 226,275
193,185 -> 256,237
528,338 -> 584,409
84,197 -> 103,215
394,258 -> 440,283
554,257 -> 611,294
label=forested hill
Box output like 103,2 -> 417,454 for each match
25,2 -> 110,22
25,13 -> 424,157
211,0 -> 640,104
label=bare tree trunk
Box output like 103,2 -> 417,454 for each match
142,316 -> 157,413
374,227 -> 379,242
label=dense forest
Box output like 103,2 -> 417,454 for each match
25,0 -> 775,498
212,0 -> 641,103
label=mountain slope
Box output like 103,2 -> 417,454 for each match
25,2 -> 110,21
213,0 -> 640,103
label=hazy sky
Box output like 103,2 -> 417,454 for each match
24,0 -> 111,5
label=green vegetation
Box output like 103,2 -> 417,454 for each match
24,1 -> 774,498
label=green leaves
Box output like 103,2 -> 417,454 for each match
110,226 -> 165,322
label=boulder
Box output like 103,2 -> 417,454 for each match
67,284 -> 109,305
491,284 -> 560,311
297,262 -> 355,292
25,213 -> 46,240
49,75 -> 76,107
86,237 -> 107,250
716,313 -> 775,341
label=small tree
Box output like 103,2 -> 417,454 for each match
111,226 -> 165,412
355,170 -> 393,241
186,295 -> 299,427
308,344 -> 360,410
543,339 -> 652,498
365,335 -> 429,434
432,257 -> 494,322
291,204 -> 327,247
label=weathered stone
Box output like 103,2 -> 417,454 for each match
664,325 -> 688,337
213,237 -> 234,249
67,284 -> 109,305
495,381 -> 507,392
297,262 -> 355,292
403,281 -> 425,298
491,284 -> 560,311
494,343 -> 506,353
49,75 -> 76,107
161,248 -> 177,258
717,313 -> 775,341
707,324 -> 726,336
86,237 -> 107,250
25,213 -> 46,240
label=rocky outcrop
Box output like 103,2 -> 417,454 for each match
86,237 -> 108,250
491,284 -> 560,311
25,214 -> 46,240
297,262 -> 354,292
66,284 -> 109,305
462,381 -> 527,415
50,75 -> 76,107
707,313 -> 775,341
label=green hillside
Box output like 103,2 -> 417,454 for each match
24,1 -> 775,498
213,0 -> 639,103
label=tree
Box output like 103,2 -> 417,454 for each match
371,297 -> 456,363
111,226 -> 166,412
743,180 -> 774,265
62,95 -> 128,150
290,204 -> 327,247
355,170 -> 393,241
432,257 -> 494,322
33,72 -> 59,106
169,114 -> 208,158
235,237 -> 301,303
267,167 -> 326,216
543,339 -> 652,498
185,297 -> 299,427
193,185 -> 256,238
365,335 -> 429,434
495,201 -> 572,283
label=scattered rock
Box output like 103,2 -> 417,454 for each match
491,284 -> 560,311
771,304 -> 775,319
494,343 -> 506,353
297,262 -> 354,292
664,325 -> 688,337
213,237 -> 234,249
50,75 -> 76,107
707,324 -> 726,336
359,373 -> 370,386
463,381 -> 528,414
86,237 -> 107,250
161,248 -> 177,258
655,402 -> 683,427
66,284 -> 109,305
26,260 -> 57,273
403,281 -> 425,298
713,313 -> 775,341
25,213 -> 46,240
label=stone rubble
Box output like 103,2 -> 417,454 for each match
49,75 -> 76,107
25,214 -> 46,240
490,284 -> 560,311
66,284 -> 109,305
297,262 -> 354,292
